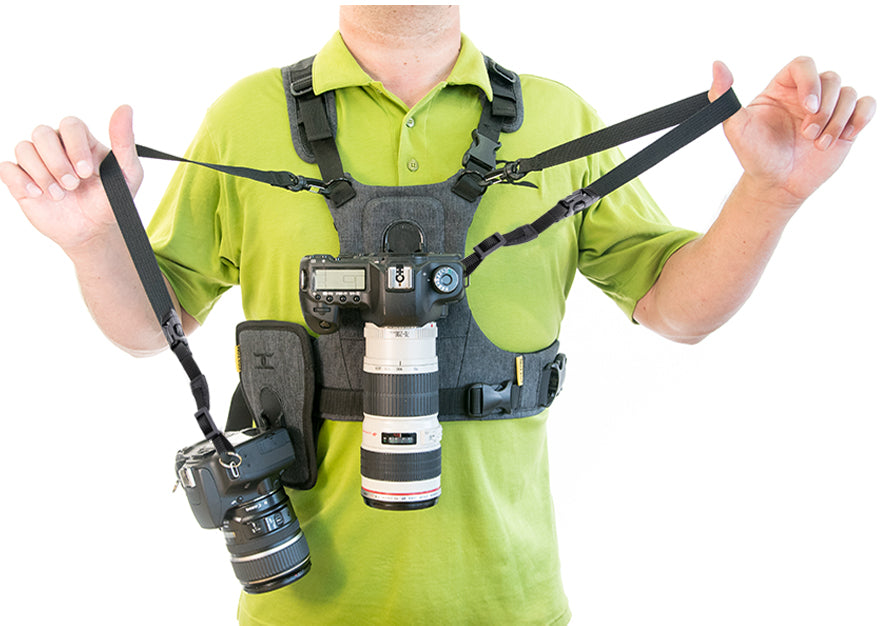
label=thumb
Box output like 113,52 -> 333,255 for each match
108,104 -> 143,194
709,60 -> 734,102
710,60 -> 749,139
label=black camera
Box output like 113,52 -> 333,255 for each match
299,242 -> 465,510
175,428 -> 311,593
298,252 -> 465,334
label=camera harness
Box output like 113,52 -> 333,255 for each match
100,55 -> 740,470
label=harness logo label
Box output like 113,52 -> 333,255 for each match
254,352 -> 275,370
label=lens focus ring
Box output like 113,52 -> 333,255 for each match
364,370 -> 439,417
361,447 -> 442,482
231,532 -> 311,592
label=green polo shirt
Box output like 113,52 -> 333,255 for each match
149,32 -> 697,625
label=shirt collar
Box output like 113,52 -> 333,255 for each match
312,31 -> 494,101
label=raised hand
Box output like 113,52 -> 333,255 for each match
0,105 -> 143,255
709,57 -> 876,207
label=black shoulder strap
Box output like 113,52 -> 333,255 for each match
282,57 -> 356,207
451,57 -> 523,202
98,152 -> 238,464
462,88 -> 742,275
282,55 -> 524,205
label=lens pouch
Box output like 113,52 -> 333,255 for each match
235,320 -> 318,490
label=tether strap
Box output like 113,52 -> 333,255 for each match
462,88 -> 741,275
135,145 -> 329,194
99,152 -> 236,461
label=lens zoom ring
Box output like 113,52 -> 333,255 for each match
364,371 -> 439,417
361,448 -> 442,482
231,533 -> 311,586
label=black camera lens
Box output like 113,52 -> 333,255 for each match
223,482 -> 311,594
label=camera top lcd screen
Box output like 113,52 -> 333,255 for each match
313,268 -> 366,291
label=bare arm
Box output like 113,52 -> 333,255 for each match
635,58 -> 877,343
0,106 -> 198,356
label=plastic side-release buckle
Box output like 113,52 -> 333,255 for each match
466,380 -> 518,418
556,189 -> 601,219
543,353 -> 567,407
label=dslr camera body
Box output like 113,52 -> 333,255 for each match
175,428 -> 311,593
300,246 -> 466,510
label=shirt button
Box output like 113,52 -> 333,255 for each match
405,117 -> 416,128
407,158 -> 420,172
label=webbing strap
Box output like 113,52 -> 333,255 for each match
287,62 -> 357,207
135,145 -> 329,194
99,152 -> 236,461
451,57 -> 522,202
461,88 -> 742,275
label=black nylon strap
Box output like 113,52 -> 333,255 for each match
513,91 -> 714,178
586,88 -> 741,198
135,145 -> 327,194
99,152 -> 236,460
290,80 -> 357,206
462,88 -> 742,275
451,58 -> 522,202
100,152 -> 177,325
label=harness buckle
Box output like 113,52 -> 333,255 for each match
467,380 -> 518,418
161,309 -> 188,351
556,189 -> 601,219
462,129 -> 501,173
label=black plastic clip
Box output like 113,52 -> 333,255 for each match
462,129 -> 501,173
556,189 -> 601,219
543,353 -> 567,407
467,380 -> 519,418
472,232 -> 507,261
161,309 -> 188,351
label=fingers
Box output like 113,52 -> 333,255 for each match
802,70 -> 843,147
0,153 -> 46,202
2,116 -> 101,202
842,95 -> 877,141
779,56 -> 877,151
781,56 -> 823,115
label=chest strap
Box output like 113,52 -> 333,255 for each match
281,55 -> 523,206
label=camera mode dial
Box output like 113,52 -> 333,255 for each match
431,266 -> 460,294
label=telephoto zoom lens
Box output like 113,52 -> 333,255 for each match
224,480 -> 311,593
360,322 -> 443,510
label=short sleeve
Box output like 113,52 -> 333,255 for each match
146,116 -> 242,324
577,145 -> 699,321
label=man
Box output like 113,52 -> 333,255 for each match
0,5 -> 876,624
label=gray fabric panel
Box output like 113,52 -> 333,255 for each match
237,321 -> 317,488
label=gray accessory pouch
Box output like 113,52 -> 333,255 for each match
236,320 -> 318,490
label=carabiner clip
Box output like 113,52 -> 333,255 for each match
285,174 -> 330,195
481,161 -> 530,187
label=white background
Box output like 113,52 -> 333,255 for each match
1,2 -> 884,624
